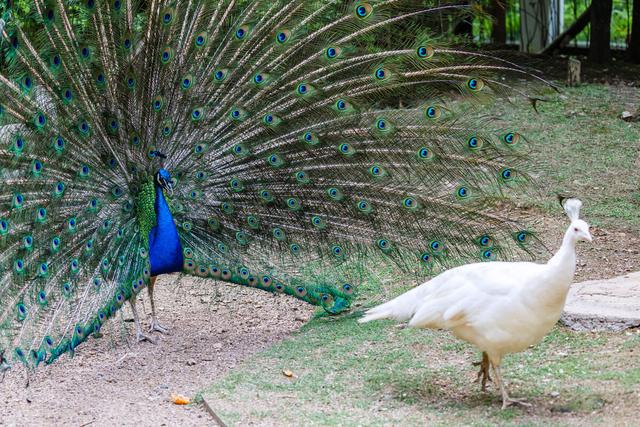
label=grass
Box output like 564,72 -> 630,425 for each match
504,84 -> 640,231
201,84 -> 640,425
202,306 -> 640,426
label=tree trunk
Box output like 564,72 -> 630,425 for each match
629,0 -> 640,63
589,0 -> 613,63
489,0 -> 507,45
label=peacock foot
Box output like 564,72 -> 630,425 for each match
501,396 -> 532,410
149,320 -> 170,335
136,330 -> 157,344
473,353 -> 492,391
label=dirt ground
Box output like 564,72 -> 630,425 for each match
0,276 -> 315,426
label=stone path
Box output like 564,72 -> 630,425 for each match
561,271 -> 640,331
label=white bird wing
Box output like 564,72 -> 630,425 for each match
407,261 -> 547,330
359,261 -> 545,324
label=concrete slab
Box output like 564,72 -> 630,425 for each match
561,271 -> 640,332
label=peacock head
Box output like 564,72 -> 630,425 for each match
560,197 -> 592,243
155,168 -> 174,194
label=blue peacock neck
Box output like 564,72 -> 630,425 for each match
148,178 -> 184,276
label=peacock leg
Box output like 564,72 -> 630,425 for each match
0,350 -> 9,383
148,276 -> 170,334
129,298 -> 156,343
473,352 -> 492,391
491,362 -> 531,410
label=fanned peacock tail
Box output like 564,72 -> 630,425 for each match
0,0 -> 547,368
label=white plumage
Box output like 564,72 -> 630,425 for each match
359,198 -> 592,409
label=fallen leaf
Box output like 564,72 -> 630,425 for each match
282,369 -> 295,378
171,393 -> 190,405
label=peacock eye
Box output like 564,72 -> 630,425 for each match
574,227 -> 579,232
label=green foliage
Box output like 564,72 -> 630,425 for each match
471,0 -> 633,48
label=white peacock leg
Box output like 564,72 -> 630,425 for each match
473,352 -> 492,391
491,361 -> 531,410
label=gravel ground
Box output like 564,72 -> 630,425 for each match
0,274 -> 315,426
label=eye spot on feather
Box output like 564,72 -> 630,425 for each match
289,243 -> 301,255
195,32 -> 207,47
515,231 -> 531,244
235,26 -> 248,40
355,3 -> 373,18
311,216 -> 326,228
456,186 -> 469,198
374,118 -> 394,135
369,164 -> 386,178
467,137 -> 482,150
273,228 -> 286,240
416,46 -> 434,59
181,75 -> 194,90
191,107 -> 204,121
214,69 -> 227,81
402,197 -> 419,210
377,239 -> 392,252
276,30 -> 289,44
500,168 -> 514,181
430,240 -> 444,252
162,11 -> 173,25
327,187 -> 343,201
478,235 -> 492,247
420,252 -> 432,264
503,132 -> 520,145
326,47 -> 339,59
482,249 -> 495,261
331,244 -> 345,258
466,78 -> 484,91
425,105 -> 442,119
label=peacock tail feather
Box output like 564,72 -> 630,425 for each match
0,0 -> 546,368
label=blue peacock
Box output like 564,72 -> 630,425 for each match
0,0 -> 545,371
